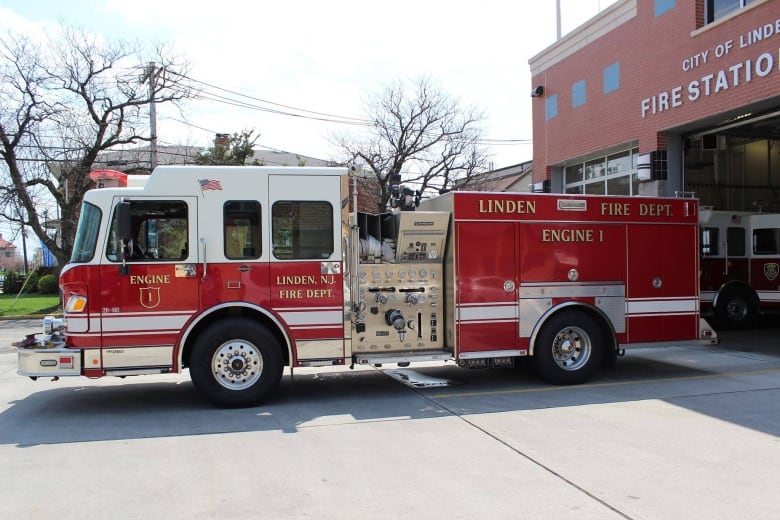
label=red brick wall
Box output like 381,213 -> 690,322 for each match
531,0 -> 780,181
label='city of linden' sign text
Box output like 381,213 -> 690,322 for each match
641,18 -> 780,118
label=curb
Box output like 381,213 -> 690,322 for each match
0,315 -> 61,321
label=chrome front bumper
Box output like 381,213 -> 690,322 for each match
18,347 -> 81,377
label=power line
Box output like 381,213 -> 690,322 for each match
169,71 -> 369,124
170,72 -> 532,146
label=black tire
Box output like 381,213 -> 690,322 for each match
714,287 -> 757,330
189,318 -> 283,408
531,309 -> 604,385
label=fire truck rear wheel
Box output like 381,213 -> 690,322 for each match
190,318 -> 283,408
532,310 -> 604,385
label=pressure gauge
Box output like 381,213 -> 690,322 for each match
419,269 -> 427,278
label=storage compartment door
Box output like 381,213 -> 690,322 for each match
455,221 -> 517,353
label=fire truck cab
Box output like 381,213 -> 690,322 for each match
699,208 -> 780,328
18,166 -> 717,407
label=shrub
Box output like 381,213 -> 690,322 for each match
2,271 -> 24,294
38,274 -> 59,294
24,271 -> 40,293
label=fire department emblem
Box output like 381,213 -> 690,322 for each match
139,287 -> 161,309
764,262 -> 779,282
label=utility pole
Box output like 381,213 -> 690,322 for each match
15,206 -> 28,274
141,62 -> 162,170
556,0 -> 561,40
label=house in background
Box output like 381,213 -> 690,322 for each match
92,142 -> 334,174
480,161 -> 534,192
0,233 -> 19,271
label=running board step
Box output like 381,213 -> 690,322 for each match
105,368 -> 169,377
355,351 -> 451,366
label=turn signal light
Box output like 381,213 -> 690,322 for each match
65,295 -> 87,313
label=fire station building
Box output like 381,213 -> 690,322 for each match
529,0 -> 780,211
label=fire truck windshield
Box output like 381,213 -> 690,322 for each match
70,202 -> 102,263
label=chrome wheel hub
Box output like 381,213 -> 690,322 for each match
551,326 -> 591,371
726,297 -> 748,322
212,340 -> 263,390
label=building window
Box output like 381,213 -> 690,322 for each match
706,0 -> 758,23
572,80 -> 586,108
563,147 -> 640,196
655,0 -> 675,16
546,94 -> 558,120
603,62 -> 620,93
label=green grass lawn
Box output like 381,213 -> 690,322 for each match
0,293 -> 62,317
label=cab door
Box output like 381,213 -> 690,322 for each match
98,197 -> 199,371
268,173 -> 346,362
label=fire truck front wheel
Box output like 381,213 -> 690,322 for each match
532,310 -> 604,385
189,319 -> 283,408
714,287 -> 757,329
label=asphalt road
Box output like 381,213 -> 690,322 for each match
1,319 -> 779,519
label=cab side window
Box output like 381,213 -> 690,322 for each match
272,201 -> 333,259
726,227 -> 745,257
106,200 -> 189,261
754,228 -> 780,255
700,227 -> 719,256
224,200 -> 261,259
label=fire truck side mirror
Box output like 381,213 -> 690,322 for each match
117,202 -> 132,242
116,201 -> 132,275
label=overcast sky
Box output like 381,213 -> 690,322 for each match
0,0 -> 618,250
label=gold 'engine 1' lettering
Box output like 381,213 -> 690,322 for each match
541,228 -> 603,243
130,274 -> 171,284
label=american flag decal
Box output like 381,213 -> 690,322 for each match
199,179 -> 223,191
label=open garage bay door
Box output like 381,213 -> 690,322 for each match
684,109 -> 780,212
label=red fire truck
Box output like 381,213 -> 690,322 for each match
17,166 -> 716,407
699,208 -> 780,328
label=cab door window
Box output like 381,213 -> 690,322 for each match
106,200 -> 189,261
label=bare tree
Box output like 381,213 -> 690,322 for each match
0,24 -> 193,267
333,76 -> 490,213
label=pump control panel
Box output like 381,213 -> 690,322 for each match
354,264 -> 443,352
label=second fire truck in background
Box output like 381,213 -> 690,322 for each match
700,208 -> 780,328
